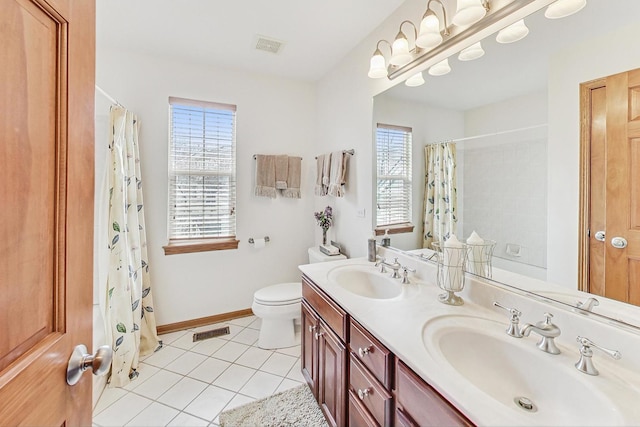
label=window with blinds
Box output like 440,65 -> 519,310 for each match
376,123 -> 412,227
168,97 -> 236,241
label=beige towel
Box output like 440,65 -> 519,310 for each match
328,151 -> 348,197
282,156 -> 302,199
314,155 -> 325,196
275,155 -> 289,190
254,155 -> 276,198
322,153 -> 331,195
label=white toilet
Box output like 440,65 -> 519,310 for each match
251,247 -> 347,349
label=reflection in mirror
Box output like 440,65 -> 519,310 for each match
373,0 -> 640,328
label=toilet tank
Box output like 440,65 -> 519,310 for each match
308,246 -> 347,263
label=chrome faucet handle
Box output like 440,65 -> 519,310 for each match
493,301 -> 523,338
575,336 -> 622,376
576,297 -> 600,312
401,266 -> 416,284
383,257 -> 402,278
374,256 -> 387,273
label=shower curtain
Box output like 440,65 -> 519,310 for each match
105,106 -> 161,387
423,142 -> 458,249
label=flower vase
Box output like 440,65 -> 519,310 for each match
322,229 -> 328,245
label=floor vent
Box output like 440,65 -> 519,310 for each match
255,36 -> 285,54
192,326 -> 230,342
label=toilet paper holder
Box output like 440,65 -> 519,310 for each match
248,236 -> 270,244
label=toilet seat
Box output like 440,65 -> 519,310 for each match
253,282 -> 301,306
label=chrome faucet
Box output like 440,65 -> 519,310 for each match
576,297 -> 600,312
374,256 -> 387,273
382,257 -> 402,278
521,313 -> 561,354
575,336 -> 621,376
493,302 -> 523,338
401,266 -> 416,284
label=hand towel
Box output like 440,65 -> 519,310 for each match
254,155 -> 276,198
322,153 -> 331,195
328,151 -> 348,197
314,155 -> 325,196
282,156 -> 302,199
275,154 -> 289,190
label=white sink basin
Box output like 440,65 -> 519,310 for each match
327,265 -> 403,299
422,315 -> 640,426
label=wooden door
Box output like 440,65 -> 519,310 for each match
0,0 -> 95,425
580,68 -> 640,304
301,301 -> 319,397
317,321 -> 347,427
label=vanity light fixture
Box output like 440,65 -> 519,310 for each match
390,21 -> 418,66
405,71 -> 425,87
428,58 -> 451,76
416,0 -> 450,50
458,41 -> 485,61
545,0 -> 587,19
496,19 -> 529,44
452,0 -> 490,27
368,40 -> 392,78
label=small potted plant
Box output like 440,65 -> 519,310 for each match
314,206 -> 333,245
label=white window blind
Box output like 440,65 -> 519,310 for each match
168,97 -> 236,240
376,123 -> 412,227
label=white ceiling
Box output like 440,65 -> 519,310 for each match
96,0 -> 406,82
381,0 -> 640,111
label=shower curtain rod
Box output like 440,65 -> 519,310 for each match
428,123 -> 548,145
95,84 -> 124,107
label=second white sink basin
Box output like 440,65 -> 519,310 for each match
327,265 -> 402,299
422,315 -> 640,426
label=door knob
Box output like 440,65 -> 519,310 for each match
594,231 -> 605,242
66,344 -> 113,385
611,237 -> 628,249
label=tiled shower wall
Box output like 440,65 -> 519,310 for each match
462,137 -> 547,269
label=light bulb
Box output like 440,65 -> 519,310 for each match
416,13 -> 442,50
453,0 -> 487,27
368,51 -> 387,78
390,33 -> 412,66
405,72 -> 425,87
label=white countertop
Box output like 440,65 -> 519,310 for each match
299,254 -> 640,426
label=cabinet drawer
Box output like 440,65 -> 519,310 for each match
350,319 -> 392,388
349,354 -> 392,427
348,389 -> 378,427
302,275 -> 347,341
395,360 -> 473,427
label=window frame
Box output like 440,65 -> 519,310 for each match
163,96 -> 239,255
375,123 -> 414,234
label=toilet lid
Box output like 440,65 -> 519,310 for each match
254,282 -> 301,306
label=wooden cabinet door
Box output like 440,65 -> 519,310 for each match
0,0 -> 95,425
318,320 -> 347,427
301,301 -> 319,397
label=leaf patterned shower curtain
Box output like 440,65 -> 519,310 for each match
423,142 -> 458,249
106,106 -> 161,387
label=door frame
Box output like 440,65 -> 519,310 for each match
578,77 -> 607,293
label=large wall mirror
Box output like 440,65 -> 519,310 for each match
373,0 -> 640,328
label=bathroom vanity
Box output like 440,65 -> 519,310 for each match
299,250 -> 640,426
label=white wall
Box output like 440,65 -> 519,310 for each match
547,21 -> 640,288
372,95 -> 465,250
97,49 -> 317,325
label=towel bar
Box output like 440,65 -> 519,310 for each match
248,236 -> 270,244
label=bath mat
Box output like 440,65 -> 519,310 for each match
219,384 -> 328,427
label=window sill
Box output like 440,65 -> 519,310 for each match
375,223 -> 414,236
163,238 -> 239,255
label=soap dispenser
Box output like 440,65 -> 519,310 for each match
367,231 -> 377,262
381,229 -> 391,247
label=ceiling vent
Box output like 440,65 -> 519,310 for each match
255,35 -> 285,54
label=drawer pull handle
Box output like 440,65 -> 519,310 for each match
357,388 -> 371,400
308,325 -> 316,333
358,346 -> 372,357
314,331 -> 324,340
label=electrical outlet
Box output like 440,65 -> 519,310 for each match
356,208 -> 366,218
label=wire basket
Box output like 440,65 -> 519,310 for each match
431,242 -> 469,306
465,239 -> 496,278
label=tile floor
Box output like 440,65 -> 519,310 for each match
93,316 -> 304,426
